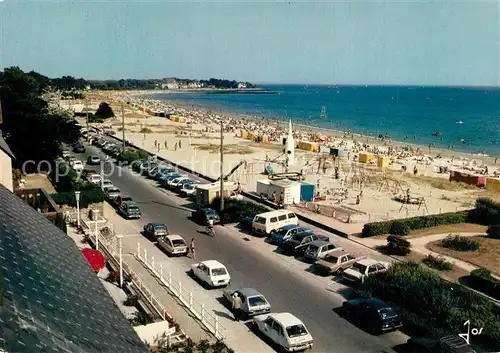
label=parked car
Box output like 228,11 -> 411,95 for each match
167,176 -> 190,189
252,210 -> 299,236
158,172 -> 182,184
342,258 -> 390,284
73,144 -> 85,153
86,173 -> 101,184
191,207 -> 220,224
175,178 -> 195,192
143,222 -> 169,242
190,260 -> 230,288
253,313 -> 314,352
222,288 -> 271,318
342,298 -> 403,334
101,179 -> 113,189
61,150 -> 71,158
179,183 -> 197,197
146,163 -> 160,178
104,187 -> 121,200
139,162 -> 157,175
157,234 -> 188,256
72,160 -> 84,172
118,201 -> 141,219
279,233 -> 329,256
87,155 -> 101,165
147,165 -> 163,179
238,215 -> 255,232
303,240 -> 343,262
313,253 -> 361,275
110,195 -> 133,208
155,167 -> 176,181
406,335 -> 477,353
131,159 -> 148,172
269,225 -> 313,244
68,156 -> 77,164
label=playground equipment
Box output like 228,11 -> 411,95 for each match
215,160 -> 247,182
345,164 -> 376,190
378,174 -> 407,195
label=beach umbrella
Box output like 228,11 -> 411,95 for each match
80,248 -> 107,272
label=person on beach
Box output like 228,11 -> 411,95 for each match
164,141 -> 168,149
189,238 -> 196,260
174,142 -> 178,151
179,140 -> 182,149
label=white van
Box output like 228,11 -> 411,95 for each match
87,174 -> 102,184
252,210 -> 298,236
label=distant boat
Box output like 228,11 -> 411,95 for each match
432,132 -> 442,137
456,120 -> 463,124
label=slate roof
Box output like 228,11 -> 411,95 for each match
0,186 -> 148,353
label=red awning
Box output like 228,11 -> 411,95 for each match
80,248 -> 107,272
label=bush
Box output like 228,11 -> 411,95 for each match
361,210 -> 469,237
52,161 -> 80,192
384,235 -> 411,255
51,187 -> 105,208
422,254 -> 453,271
470,198 -> 500,225
123,294 -> 139,307
210,197 -> 268,224
356,261 -> 500,350
440,234 -> 480,252
487,224 -> 500,239
466,269 -> 500,300
390,221 -> 410,236
118,148 -> 150,163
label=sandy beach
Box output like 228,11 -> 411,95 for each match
78,90 -> 500,226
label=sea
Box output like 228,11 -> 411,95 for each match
146,85 -> 500,157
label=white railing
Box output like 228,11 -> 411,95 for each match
136,243 -> 225,340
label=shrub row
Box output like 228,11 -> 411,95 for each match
466,269 -> 500,300
356,261 -> 500,349
361,210 -> 469,237
470,198 -> 500,225
384,235 -> 411,256
487,224 -> 500,239
117,149 -> 150,163
210,197 -> 268,224
51,187 -> 105,208
422,254 -> 453,271
440,234 -> 480,252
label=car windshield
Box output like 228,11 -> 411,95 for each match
185,185 -> 195,190
108,188 -> 120,193
254,216 -> 265,224
352,263 -> 368,273
128,206 -> 140,212
154,225 -> 167,232
286,324 -> 308,338
205,209 -> 216,215
211,267 -> 227,276
325,254 -> 339,263
248,296 -> 267,307
378,307 -> 397,319
172,239 -> 186,246
276,228 -> 289,235
308,244 -> 319,251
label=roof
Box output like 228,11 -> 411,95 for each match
281,224 -> 300,231
0,186 -> 148,353
196,181 -> 236,190
202,260 -> 226,268
238,288 -> 262,297
149,222 -> 167,227
270,179 -> 300,188
0,134 -> 15,159
308,240 -> 330,247
270,313 -> 304,326
166,234 -> 184,241
356,258 -> 380,266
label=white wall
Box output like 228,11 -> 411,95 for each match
0,150 -> 13,192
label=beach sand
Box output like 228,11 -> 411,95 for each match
77,90 -> 500,225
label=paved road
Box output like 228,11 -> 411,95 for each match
73,143 -> 406,353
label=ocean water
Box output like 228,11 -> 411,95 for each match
147,85 -> 500,156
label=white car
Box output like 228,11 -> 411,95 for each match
253,312 -> 314,352
101,179 -> 113,189
167,176 -> 189,189
190,260 -> 230,288
158,235 -> 188,256
342,258 -> 390,284
180,183 -> 198,197
104,187 -> 121,200
62,150 -> 71,158
72,160 -> 84,172
87,173 -> 102,184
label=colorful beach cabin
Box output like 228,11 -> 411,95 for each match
449,170 -> 486,187
377,156 -> 390,168
486,178 -> 500,191
330,148 -> 347,157
359,153 -> 375,164
298,141 -> 319,152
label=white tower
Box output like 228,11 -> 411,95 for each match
285,120 -> 295,165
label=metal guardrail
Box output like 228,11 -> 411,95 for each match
136,243 -> 225,340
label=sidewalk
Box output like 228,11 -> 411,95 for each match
353,232 -> 481,273
103,203 -> 275,353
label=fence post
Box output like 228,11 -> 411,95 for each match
160,264 -> 163,280
169,272 -> 172,287
201,304 -> 205,323
152,256 -> 155,272
189,292 -> 193,310
137,243 -> 141,259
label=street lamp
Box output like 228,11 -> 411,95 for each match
74,191 -> 81,229
116,234 -> 124,287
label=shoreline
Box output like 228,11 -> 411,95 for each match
136,90 -> 499,160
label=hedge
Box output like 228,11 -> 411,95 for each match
117,149 -> 150,163
356,261 -> 500,349
361,210 -> 469,237
210,197 -> 268,224
466,269 -> 500,300
51,187 -> 105,208
470,198 -> 500,225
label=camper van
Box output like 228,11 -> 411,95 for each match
252,210 -> 299,236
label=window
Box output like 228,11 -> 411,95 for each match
254,216 -> 266,224
352,263 -> 368,273
286,324 -> 308,338
272,321 -> 284,336
288,213 -> 296,219
211,268 -> 227,276
265,317 -> 274,326
270,217 -> 278,223
248,296 -> 267,307
172,239 -> 185,246
278,215 -> 287,221
346,255 -> 355,261
376,264 -> 386,271
368,265 -> 378,274
327,244 -> 334,250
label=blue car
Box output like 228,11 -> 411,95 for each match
158,172 -> 182,184
269,225 -> 313,244
155,167 -> 176,181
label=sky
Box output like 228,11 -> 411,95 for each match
0,0 -> 498,86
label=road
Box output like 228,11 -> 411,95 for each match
73,142 -> 406,353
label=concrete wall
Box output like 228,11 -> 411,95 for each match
0,150 -> 13,192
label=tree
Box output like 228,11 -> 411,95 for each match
94,102 -> 115,119
0,66 -> 81,170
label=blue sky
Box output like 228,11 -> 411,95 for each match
0,1 -> 498,86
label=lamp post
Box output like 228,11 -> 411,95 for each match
94,209 -> 99,251
117,234 -> 124,287
75,191 -> 81,229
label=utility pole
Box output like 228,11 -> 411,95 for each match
121,103 -> 125,153
219,119 -> 224,224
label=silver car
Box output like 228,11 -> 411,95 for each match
303,240 -> 343,262
223,288 -> 271,318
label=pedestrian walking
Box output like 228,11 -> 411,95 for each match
189,238 -> 196,260
174,142 -> 178,151
232,293 -> 243,322
164,141 -> 168,149
179,140 -> 182,149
